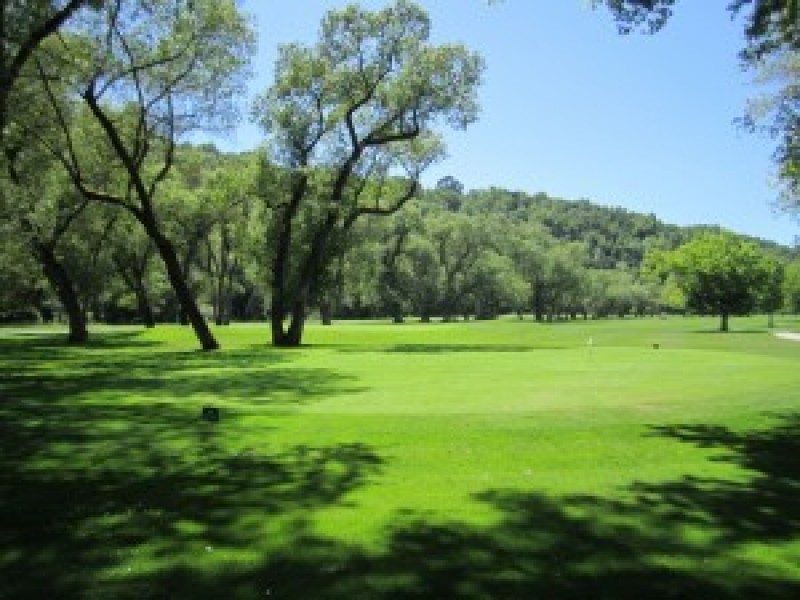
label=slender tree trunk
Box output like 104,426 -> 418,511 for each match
533,288 -> 545,322
134,283 -> 156,328
767,312 -> 774,329
214,269 -> 225,326
34,244 -> 88,344
151,232 -> 218,350
115,258 -> 156,328
720,311 -> 729,332
178,243 -> 200,326
320,299 -> 333,326
221,257 -> 237,326
420,304 -> 431,323
222,279 -> 233,326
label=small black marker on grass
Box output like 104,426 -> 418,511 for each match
201,406 -> 220,423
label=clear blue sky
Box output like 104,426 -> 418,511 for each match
209,0 -> 798,246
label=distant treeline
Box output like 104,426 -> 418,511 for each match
4,145 -> 797,329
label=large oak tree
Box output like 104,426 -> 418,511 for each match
25,0 -> 254,350
254,0 -> 483,346
649,232 -> 781,331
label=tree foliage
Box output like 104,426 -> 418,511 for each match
253,0 -> 483,346
648,232 -> 783,331
14,0 -> 255,349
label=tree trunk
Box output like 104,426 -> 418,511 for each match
420,305 -> 431,323
178,244 -> 199,326
533,285 -> 546,322
720,311 -> 729,332
320,300 -> 333,326
767,312 -> 775,329
287,300 -> 305,344
271,293 -> 305,347
152,232 -> 218,350
134,283 -> 156,328
214,273 -> 225,326
35,244 -> 88,344
272,297 -> 305,347
271,301 -> 288,345
214,227 -> 231,327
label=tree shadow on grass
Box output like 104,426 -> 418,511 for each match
0,330 -> 164,371
321,343 -> 570,354
131,414 -> 798,600
0,344 -> 379,600
0,331 -> 365,411
0,341 -> 367,473
640,416 -> 800,546
2,328 -> 798,600
0,330 -> 380,598
0,430 -> 383,599
4,412 -> 796,599
689,329 -> 768,335
382,343 -> 570,354
0,327 -> 161,349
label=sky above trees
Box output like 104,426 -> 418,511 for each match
207,0 -> 798,245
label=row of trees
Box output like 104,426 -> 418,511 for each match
2,1 -> 799,348
3,146 -> 797,337
1,1 -> 483,348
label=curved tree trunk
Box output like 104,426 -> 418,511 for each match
34,243 -> 88,344
152,232 -> 218,350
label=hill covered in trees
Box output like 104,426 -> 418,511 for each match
444,185 -> 795,269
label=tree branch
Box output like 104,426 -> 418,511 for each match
82,79 -> 153,220
3,0 -> 88,109
351,178 -> 419,225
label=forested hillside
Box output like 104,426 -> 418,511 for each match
446,186 -> 794,269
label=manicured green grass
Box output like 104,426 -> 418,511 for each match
1,316 -> 799,599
